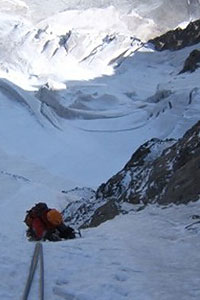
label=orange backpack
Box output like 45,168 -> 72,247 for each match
46,209 -> 63,226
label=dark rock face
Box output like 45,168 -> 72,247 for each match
88,121 -> 200,226
148,19 -> 200,51
96,138 -> 176,205
63,121 -> 200,229
62,187 -> 98,228
99,121 -> 200,205
88,200 -> 119,228
179,49 -> 200,73
153,122 -> 200,205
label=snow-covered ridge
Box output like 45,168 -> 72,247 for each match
15,0 -> 200,32
0,7 -> 147,85
0,1 -> 200,87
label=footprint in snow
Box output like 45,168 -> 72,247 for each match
114,273 -> 128,282
121,267 -> 143,274
110,261 -> 121,266
53,286 -> 77,300
56,279 -> 69,286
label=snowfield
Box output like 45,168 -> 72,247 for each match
1,177 -> 200,300
0,0 -> 200,299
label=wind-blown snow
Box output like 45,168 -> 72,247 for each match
0,0 -> 200,299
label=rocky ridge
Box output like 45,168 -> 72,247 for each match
148,19 -> 200,51
179,49 -> 200,73
97,121 -> 200,203
62,121 -> 200,228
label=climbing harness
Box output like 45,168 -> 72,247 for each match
22,242 -> 44,300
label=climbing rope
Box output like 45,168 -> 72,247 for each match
22,242 -> 44,300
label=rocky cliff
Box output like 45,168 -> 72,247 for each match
63,121 -> 200,228
97,121 -> 200,204
148,19 -> 200,51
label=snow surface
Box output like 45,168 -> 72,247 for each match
2,186 -> 200,300
0,0 -> 200,299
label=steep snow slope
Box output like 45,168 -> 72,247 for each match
0,1 -> 200,299
1,175 -> 200,300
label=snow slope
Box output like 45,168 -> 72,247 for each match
1,177 -> 200,300
0,1 -> 200,299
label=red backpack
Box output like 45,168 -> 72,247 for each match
24,203 -> 49,228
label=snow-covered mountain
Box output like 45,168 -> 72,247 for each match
4,0 -> 200,30
1,1 -> 200,299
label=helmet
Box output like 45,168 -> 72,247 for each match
47,209 -> 63,226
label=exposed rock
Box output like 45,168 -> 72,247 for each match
88,200 -> 119,228
153,122 -> 200,205
96,138 -> 176,205
148,19 -> 200,51
96,121 -> 200,207
63,121 -> 200,228
61,187 -> 103,229
87,121 -> 200,226
179,49 -> 200,73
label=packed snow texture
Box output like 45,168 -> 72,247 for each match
0,0 -> 200,299
1,178 -> 200,300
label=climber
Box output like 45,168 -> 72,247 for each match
24,202 -> 76,241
